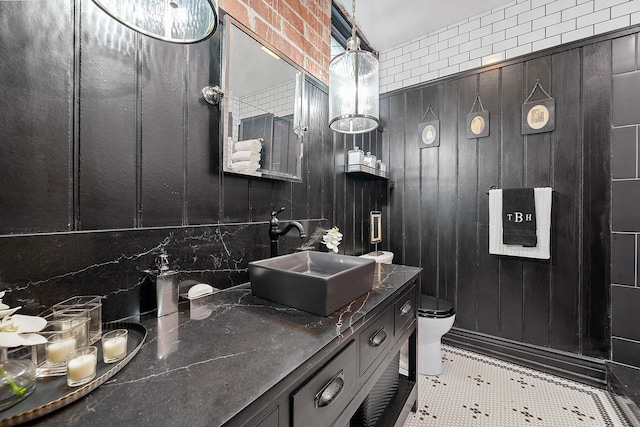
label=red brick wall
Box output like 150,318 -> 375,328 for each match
219,0 -> 331,84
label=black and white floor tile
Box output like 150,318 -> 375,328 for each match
404,345 -> 631,426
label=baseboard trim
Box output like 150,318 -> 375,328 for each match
442,327 -> 607,389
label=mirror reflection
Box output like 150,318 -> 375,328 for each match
222,17 -> 304,182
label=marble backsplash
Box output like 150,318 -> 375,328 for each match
0,220 -> 325,322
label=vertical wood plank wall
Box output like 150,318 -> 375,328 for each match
0,0 -> 385,259
0,0 -> 617,359
381,41 -> 612,358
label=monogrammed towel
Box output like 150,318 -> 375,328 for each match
489,188 -> 552,259
502,188 -> 537,247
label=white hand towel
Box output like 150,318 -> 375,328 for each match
234,139 -> 262,153
231,160 -> 260,171
489,187 -> 552,259
231,151 -> 261,162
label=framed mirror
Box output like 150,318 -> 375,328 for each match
221,16 -> 305,182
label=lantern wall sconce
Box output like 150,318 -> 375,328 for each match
328,0 -> 380,134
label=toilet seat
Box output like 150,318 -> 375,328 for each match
418,295 -> 455,318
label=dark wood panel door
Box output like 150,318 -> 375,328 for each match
522,55 -> 553,348
0,0 -> 75,234
186,37 -> 222,225
477,69 -> 501,337
549,48 -> 582,353
582,40 -> 612,358
455,74 -> 480,331
140,40 -> 186,227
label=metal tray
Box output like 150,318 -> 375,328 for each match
0,322 -> 147,426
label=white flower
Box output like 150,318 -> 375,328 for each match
322,227 -> 343,253
0,307 -> 47,348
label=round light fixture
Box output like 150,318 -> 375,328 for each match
91,0 -> 218,44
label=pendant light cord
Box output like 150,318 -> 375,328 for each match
351,0 -> 356,39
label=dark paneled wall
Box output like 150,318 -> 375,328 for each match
381,40 -> 612,359
611,33 -> 640,369
334,130 -> 388,257
0,0 -> 74,232
0,1 -> 382,320
0,1 -> 359,234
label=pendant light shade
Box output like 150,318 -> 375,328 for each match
91,0 -> 218,44
329,36 -> 379,134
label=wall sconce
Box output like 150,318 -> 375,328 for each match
202,85 -> 223,105
91,0 -> 218,44
328,0 -> 379,134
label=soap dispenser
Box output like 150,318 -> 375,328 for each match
155,249 -> 179,317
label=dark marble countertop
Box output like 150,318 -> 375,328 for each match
25,263 -> 421,427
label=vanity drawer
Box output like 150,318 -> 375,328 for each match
291,341 -> 356,427
394,284 -> 417,336
359,307 -> 394,376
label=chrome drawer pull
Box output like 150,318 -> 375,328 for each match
369,327 -> 387,347
314,370 -> 345,408
400,301 -> 412,316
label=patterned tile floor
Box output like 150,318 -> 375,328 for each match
403,345 -> 632,427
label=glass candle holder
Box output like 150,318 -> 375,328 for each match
66,346 -> 97,387
52,296 -> 102,345
45,311 -> 91,348
101,329 -> 128,363
45,331 -> 77,368
24,324 -> 74,372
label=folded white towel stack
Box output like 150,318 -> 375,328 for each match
229,138 -> 262,172
234,139 -> 262,153
231,160 -> 260,171
231,151 -> 261,162
488,187 -> 552,259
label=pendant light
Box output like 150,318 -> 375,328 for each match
91,0 -> 218,44
329,0 -> 379,134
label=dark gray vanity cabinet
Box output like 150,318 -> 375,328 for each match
22,266 -> 420,427
240,279 -> 419,427
292,341 -> 358,425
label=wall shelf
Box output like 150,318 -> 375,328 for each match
345,164 -> 389,180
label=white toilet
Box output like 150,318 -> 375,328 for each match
418,295 -> 455,376
359,251 -> 394,264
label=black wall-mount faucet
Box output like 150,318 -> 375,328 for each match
269,207 -> 306,257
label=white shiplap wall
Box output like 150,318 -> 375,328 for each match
379,0 -> 640,93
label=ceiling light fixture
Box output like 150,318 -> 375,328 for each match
328,0 -> 379,134
91,0 -> 218,44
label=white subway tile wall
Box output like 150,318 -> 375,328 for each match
239,80 -> 296,122
379,0 -> 640,93
225,80 -> 296,142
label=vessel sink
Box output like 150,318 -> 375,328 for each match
249,251 -> 376,316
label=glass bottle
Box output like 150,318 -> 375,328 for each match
363,152 -> 377,168
348,146 -> 365,165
